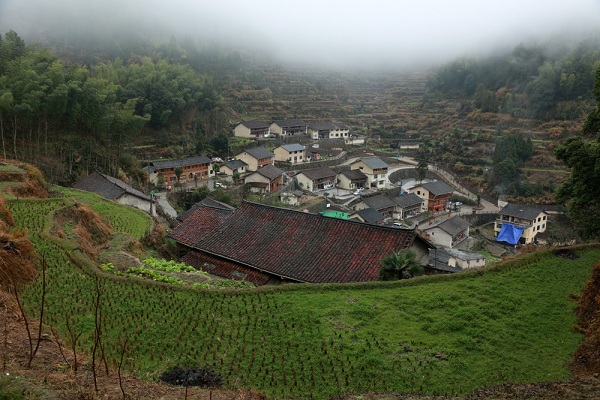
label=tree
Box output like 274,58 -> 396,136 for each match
555,66 -> 600,240
379,249 -> 423,281
174,167 -> 183,185
415,150 -> 429,183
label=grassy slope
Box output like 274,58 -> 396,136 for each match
8,190 -> 599,399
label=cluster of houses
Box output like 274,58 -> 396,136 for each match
234,119 -> 357,141
71,129 -> 551,284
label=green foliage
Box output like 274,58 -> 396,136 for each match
142,257 -> 197,273
555,66 -> 600,240
428,39 -> 600,120
8,189 -> 600,398
379,249 -> 423,280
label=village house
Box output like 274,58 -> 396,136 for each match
409,181 -> 454,213
350,157 -> 388,189
354,194 -> 396,219
169,201 -> 429,286
337,169 -> 368,190
307,122 -> 350,140
422,215 -> 470,248
393,192 -> 424,220
244,164 -> 285,194
219,159 -> 248,177
269,119 -> 308,136
274,144 -> 306,165
350,208 -> 386,225
73,171 -> 156,216
280,190 -> 305,206
235,147 -> 275,172
495,203 -> 548,245
295,166 -> 337,192
145,156 -> 213,185
233,120 -> 271,138
428,247 -> 486,273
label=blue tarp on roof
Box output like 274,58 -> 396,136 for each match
496,223 -> 524,245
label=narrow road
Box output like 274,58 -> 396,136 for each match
155,192 -> 178,219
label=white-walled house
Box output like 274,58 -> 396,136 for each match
235,147 -> 275,172
495,203 -> 548,245
296,167 -> 337,192
350,157 -> 388,189
270,119 -> 307,136
422,215 -> 469,248
307,122 -> 350,140
233,120 -> 271,138
274,144 -> 306,165
74,171 -> 156,216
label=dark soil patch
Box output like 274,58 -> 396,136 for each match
554,248 -> 580,259
159,367 -> 222,388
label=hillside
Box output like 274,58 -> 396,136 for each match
1,161 -> 600,399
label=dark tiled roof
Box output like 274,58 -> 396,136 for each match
177,198 -> 235,222
168,205 -> 234,247
420,181 -> 454,196
393,193 -> 423,208
340,169 -> 367,181
357,208 -> 385,224
223,160 -> 248,170
242,147 -> 274,159
190,201 -> 415,284
360,156 -> 388,170
272,119 -> 306,127
280,144 -> 306,152
499,203 -> 545,221
254,164 -> 284,180
73,171 -> 151,201
308,121 -> 337,130
363,194 -> 397,210
428,215 -> 469,236
299,166 -> 337,180
149,156 -> 212,171
240,120 -> 270,129
182,251 -> 270,286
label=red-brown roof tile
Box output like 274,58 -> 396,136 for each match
168,205 -> 234,247
189,201 -> 415,284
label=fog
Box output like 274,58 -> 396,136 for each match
1,0 -> 599,69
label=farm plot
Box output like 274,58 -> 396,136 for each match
9,187 -> 599,399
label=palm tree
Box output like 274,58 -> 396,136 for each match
379,249 -> 424,280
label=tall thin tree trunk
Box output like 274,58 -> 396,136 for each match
0,114 -> 6,159
13,115 -> 18,159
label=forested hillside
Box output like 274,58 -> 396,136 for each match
427,39 -> 600,120
2,28 -> 600,205
0,30 -> 226,185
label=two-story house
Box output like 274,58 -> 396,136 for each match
296,167 -> 337,192
307,122 -> 350,140
145,156 -> 213,185
409,181 -> 454,213
235,147 -> 275,172
337,169 -> 368,191
219,160 -> 248,177
244,165 -> 285,194
274,144 -> 306,165
354,194 -> 396,218
270,119 -> 308,136
350,157 -> 388,189
495,203 -> 548,245
393,192 -> 424,220
422,215 -> 470,248
233,120 -> 271,138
